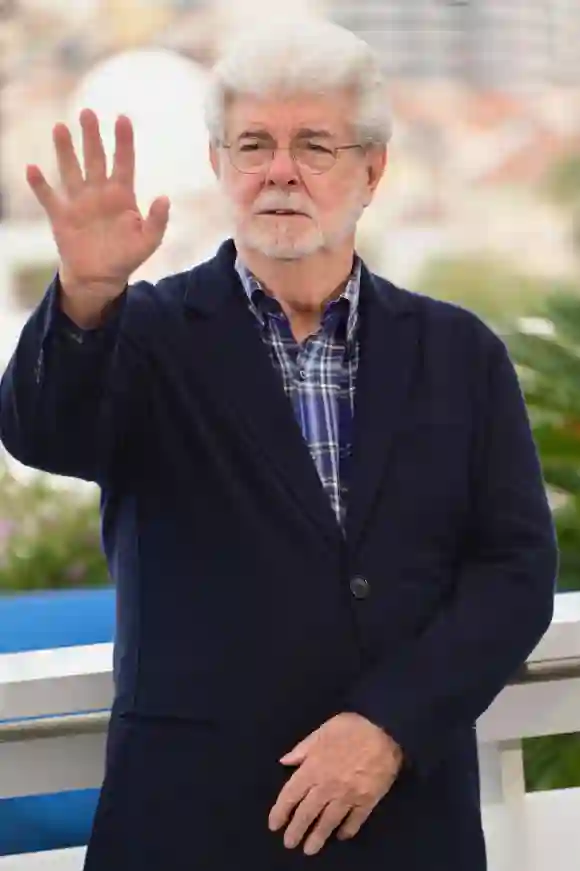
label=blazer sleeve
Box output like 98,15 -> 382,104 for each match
344,332 -> 558,776
0,274 -> 149,485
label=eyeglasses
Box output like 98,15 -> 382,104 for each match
219,136 -> 365,175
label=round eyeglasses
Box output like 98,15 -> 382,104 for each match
219,137 -> 365,175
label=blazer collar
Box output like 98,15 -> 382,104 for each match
182,238 -> 416,320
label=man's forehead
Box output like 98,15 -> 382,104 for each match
226,91 -> 353,131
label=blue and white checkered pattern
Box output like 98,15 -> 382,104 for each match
235,256 -> 361,526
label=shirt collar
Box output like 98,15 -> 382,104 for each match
234,255 -> 361,345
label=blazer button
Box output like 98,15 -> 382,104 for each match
350,576 -> 370,600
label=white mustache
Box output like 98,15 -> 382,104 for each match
253,193 -> 316,218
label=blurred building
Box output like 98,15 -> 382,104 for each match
0,0 -> 579,323
328,0 -> 580,90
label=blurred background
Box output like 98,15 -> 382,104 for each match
1,0 -> 580,854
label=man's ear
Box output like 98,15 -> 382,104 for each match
209,141 -> 220,179
363,145 -> 387,207
368,145 -> 387,193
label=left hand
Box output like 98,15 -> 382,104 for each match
268,712 -> 403,856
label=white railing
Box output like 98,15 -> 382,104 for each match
477,592 -> 580,871
1,593 -> 580,871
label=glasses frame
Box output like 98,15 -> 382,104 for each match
218,139 -> 365,175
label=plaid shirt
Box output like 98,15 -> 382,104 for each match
235,256 -> 361,527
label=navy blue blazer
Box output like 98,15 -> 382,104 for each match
0,239 -> 557,871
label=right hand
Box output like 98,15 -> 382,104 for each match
26,108 -> 170,325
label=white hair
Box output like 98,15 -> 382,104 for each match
204,18 -> 393,147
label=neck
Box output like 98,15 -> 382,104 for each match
235,238 -> 356,318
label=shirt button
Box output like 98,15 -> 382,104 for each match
299,369 -> 307,380
350,576 -> 370,600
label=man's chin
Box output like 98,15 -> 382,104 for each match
265,247 -> 316,261
244,233 -> 323,261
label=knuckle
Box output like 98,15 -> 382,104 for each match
323,802 -> 344,824
293,807 -> 314,829
356,785 -> 375,804
351,775 -> 375,803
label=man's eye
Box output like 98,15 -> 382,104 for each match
305,143 -> 333,154
239,142 -> 266,152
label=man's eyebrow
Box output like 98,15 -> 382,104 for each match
236,129 -> 274,140
234,128 -> 335,140
296,128 -> 334,139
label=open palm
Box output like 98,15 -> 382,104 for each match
26,109 -> 170,292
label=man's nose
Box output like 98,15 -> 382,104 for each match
265,147 -> 300,186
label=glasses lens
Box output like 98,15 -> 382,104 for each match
230,142 -> 273,173
227,140 -> 337,173
293,142 -> 336,173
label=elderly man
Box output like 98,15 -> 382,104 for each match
0,18 -> 556,871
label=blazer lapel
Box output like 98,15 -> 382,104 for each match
345,266 -> 420,551
182,241 -> 341,546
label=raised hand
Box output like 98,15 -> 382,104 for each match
26,108 -> 170,326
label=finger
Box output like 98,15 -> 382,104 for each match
268,769 -> 311,832
142,196 -> 170,253
53,123 -> 84,194
280,729 -> 319,764
280,744 -> 309,765
111,114 -> 135,188
336,802 -> 375,841
26,164 -> 61,219
303,799 -> 351,856
282,789 -> 328,850
80,109 -> 107,184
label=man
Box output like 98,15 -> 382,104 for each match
0,18 -> 557,871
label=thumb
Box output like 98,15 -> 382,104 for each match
280,731 -> 318,765
143,195 -> 170,251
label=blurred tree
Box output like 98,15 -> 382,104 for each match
544,154 -> 580,210
507,292 -> 580,593
415,253 -> 562,329
0,462 -> 108,593
13,262 -> 58,310
525,732 -> 580,792
542,153 -> 580,258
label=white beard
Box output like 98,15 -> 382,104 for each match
243,217 -> 325,260
229,189 -> 366,261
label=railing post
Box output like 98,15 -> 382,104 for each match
479,739 -> 530,871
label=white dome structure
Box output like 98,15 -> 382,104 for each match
68,49 -> 215,211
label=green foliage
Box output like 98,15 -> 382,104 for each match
12,263 -> 59,311
0,462 -> 109,593
507,293 -> 580,593
542,154 -> 580,211
415,254 -> 559,329
541,154 -> 580,257
524,733 -> 580,792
